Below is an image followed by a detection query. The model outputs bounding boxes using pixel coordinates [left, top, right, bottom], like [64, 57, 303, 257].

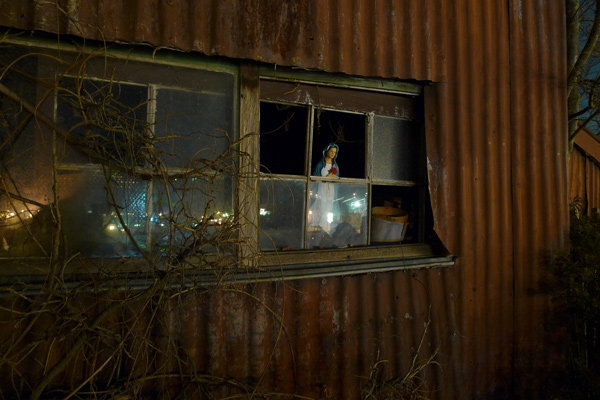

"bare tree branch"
[568, 0, 600, 98]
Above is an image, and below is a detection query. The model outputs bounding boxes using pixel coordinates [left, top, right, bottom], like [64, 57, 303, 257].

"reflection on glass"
[0, 177, 53, 257]
[155, 87, 234, 168]
[259, 178, 305, 251]
[56, 78, 149, 166]
[308, 181, 368, 249]
[152, 175, 233, 250]
[56, 170, 235, 257]
[58, 168, 148, 257]
[372, 116, 424, 183]
[0, 64, 53, 256]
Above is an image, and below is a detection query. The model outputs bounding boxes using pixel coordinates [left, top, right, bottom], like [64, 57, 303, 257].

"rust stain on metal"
[0, 0, 444, 81]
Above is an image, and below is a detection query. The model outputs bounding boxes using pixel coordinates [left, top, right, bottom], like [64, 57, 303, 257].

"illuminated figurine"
[313, 143, 340, 178]
[309, 143, 340, 247]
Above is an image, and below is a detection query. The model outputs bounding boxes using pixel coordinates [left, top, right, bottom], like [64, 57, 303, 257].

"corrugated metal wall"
[570, 147, 587, 208]
[177, 273, 448, 399]
[0, 0, 568, 398]
[585, 157, 600, 211]
[0, 0, 445, 81]
[572, 148, 600, 212]
[508, 0, 568, 392]
[423, 1, 516, 396]
[570, 131, 600, 213]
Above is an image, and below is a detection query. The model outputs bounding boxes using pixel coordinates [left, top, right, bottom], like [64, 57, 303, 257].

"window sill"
[253, 243, 454, 281]
[0, 244, 454, 294]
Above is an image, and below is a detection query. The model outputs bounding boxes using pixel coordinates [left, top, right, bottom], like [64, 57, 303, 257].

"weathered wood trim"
[260, 80, 416, 119]
[258, 243, 438, 266]
[259, 65, 423, 95]
[238, 62, 261, 266]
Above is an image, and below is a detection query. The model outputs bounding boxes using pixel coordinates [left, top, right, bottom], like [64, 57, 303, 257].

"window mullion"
[367, 112, 374, 246]
[306, 105, 315, 176]
[366, 112, 374, 181]
[145, 85, 157, 251]
[304, 105, 316, 249]
[239, 63, 260, 264]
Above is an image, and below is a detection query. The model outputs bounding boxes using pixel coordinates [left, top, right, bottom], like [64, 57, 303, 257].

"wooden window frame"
[238, 63, 453, 274]
[0, 37, 452, 288]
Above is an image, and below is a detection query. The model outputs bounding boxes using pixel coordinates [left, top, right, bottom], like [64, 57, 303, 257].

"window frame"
[0, 36, 452, 287]
[0, 36, 241, 269]
[239, 63, 453, 273]
[51, 67, 239, 256]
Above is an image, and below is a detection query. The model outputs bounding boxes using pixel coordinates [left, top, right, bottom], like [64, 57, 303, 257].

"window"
[0, 41, 237, 259]
[0, 38, 450, 280]
[258, 78, 431, 253]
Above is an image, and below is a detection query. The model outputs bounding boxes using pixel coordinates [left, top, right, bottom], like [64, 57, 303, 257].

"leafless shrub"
[361, 314, 439, 400]
[0, 30, 441, 400]
[0, 33, 273, 400]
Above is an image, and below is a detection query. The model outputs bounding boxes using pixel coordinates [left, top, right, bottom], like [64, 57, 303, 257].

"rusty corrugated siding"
[0, 1, 568, 398]
[589, 158, 600, 212]
[509, 0, 568, 394]
[571, 130, 600, 213]
[571, 146, 600, 213]
[423, 0, 517, 396]
[570, 146, 588, 208]
[0, 0, 445, 81]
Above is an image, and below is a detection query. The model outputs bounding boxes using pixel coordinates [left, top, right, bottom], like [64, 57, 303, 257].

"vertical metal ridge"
[509, 0, 568, 394]
[370, 0, 387, 77]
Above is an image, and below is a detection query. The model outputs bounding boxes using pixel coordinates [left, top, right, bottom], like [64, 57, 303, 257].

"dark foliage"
[551, 203, 600, 399]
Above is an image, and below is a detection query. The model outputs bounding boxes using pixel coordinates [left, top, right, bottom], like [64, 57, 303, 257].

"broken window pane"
[260, 102, 308, 175]
[308, 181, 368, 249]
[371, 185, 421, 244]
[311, 110, 365, 179]
[259, 178, 306, 250]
